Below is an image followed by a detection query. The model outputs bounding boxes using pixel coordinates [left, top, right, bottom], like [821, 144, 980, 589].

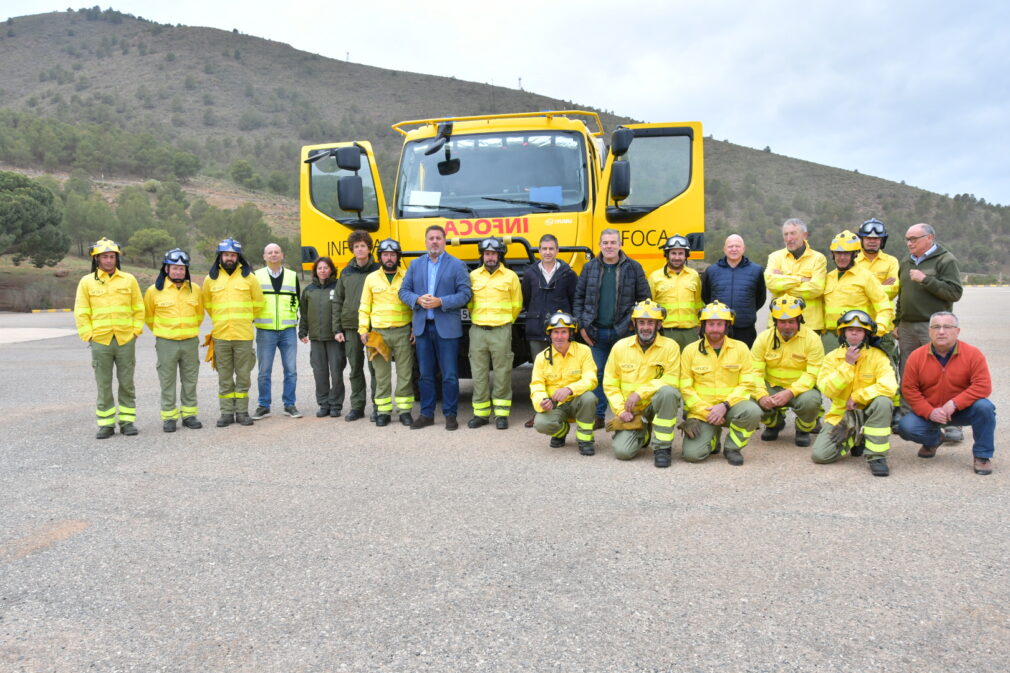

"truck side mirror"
[610, 128, 634, 157]
[610, 161, 631, 202]
[337, 175, 363, 212]
[335, 146, 361, 172]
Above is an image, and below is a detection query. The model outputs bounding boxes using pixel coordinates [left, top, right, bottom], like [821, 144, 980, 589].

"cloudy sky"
[9, 1, 1010, 205]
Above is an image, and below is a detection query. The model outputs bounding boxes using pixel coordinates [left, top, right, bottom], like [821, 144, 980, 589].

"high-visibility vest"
[254, 267, 299, 330]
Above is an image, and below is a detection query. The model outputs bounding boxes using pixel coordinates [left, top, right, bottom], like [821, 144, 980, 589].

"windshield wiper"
[481, 196, 560, 211]
[400, 203, 478, 216]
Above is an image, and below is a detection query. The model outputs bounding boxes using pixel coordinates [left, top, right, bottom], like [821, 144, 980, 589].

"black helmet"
[477, 237, 507, 255]
[857, 218, 888, 249]
[376, 238, 402, 263]
[156, 248, 193, 290]
[660, 234, 691, 252]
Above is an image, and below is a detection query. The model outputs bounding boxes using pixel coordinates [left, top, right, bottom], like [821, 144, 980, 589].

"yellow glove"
[202, 334, 216, 370]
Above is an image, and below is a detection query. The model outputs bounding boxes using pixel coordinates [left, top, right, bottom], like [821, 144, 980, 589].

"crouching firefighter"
[530, 311, 599, 456]
[812, 310, 897, 477]
[144, 248, 204, 432]
[602, 299, 683, 467]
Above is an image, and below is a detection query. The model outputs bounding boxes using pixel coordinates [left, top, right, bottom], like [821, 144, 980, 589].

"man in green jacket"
[335, 230, 381, 421]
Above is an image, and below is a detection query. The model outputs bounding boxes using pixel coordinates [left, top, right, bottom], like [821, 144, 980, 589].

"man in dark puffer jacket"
[701, 234, 766, 347]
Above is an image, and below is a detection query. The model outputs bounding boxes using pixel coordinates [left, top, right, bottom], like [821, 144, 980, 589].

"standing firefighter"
[467, 237, 522, 430]
[202, 238, 265, 427]
[648, 234, 703, 352]
[602, 299, 683, 468]
[75, 237, 145, 438]
[854, 218, 900, 363]
[530, 311, 599, 456]
[822, 230, 894, 355]
[358, 239, 415, 427]
[144, 248, 204, 432]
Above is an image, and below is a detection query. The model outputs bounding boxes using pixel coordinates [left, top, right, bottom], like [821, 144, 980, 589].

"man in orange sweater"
[897, 311, 995, 475]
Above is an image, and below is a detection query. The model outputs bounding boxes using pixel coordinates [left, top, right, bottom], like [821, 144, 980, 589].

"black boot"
[654, 447, 672, 468]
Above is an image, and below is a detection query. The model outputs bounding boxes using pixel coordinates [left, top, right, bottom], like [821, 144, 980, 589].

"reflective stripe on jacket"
[648, 265, 703, 328]
[823, 264, 895, 335]
[680, 337, 755, 420]
[201, 266, 265, 341]
[254, 267, 299, 330]
[74, 270, 144, 345]
[817, 345, 897, 425]
[144, 281, 203, 340]
[530, 341, 597, 407]
[765, 244, 827, 331]
[603, 334, 681, 414]
[359, 267, 411, 332]
[751, 325, 824, 397]
[468, 265, 521, 326]
[854, 251, 900, 301]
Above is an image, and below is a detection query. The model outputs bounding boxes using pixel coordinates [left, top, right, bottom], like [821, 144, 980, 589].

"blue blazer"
[399, 252, 472, 338]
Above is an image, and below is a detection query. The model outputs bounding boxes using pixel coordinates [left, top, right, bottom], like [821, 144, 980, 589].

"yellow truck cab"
[300, 110, 704, 368]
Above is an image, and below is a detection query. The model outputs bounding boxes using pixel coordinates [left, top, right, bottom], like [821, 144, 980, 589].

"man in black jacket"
[521, 234, 578, 427]
[701, 234, 766, 347]
[574, 228, 650, 426]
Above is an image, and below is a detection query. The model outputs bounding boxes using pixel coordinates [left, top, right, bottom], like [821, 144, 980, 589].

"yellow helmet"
[698, 300, 735, 324]
[769, 295, 805, 321]
[631, 299, 667, 322]
[545, 311, 578, 335]
[90, 237, 122, 256]
[829, 230, 861, 253]
[837, 309, 877, 336]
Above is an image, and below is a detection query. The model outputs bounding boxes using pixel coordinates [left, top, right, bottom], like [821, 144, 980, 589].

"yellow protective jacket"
[468, 265, 521, 326]
[74, 270, 144, 345]
[144, 281, 203, 340]
[751, 325, 824, 398]
[680, 337, 755, 420]
[529, 341, 597, 408]
[855, 251, 900, 301]
[817, 345, 898, 424]
[201, 267, 265, 341]
[358, 267, 411, 332]
[765, 244, 828, 331]
[603, 335, 681, 415]
[823, 264, 895, 335]
[648, 265, 703, 328]
[254, 267, 300, 331]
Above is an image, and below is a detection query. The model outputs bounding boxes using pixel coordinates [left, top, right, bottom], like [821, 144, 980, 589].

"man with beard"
[530, 311, 598, 456]
[854, 218, 900, 363]
[466, 237, 522, 429]
[752, 295, 824, 447]
[144, 248, 204, 432]
[679, 301, 762, 466]
[821, 230, 894, 355]
[649, 234, 703, 352]
[358, 239, 415, 427]
[202, 238, 265, 428]
[75, 237, 145, 438]
[812, 310, 897, 477]
[765, 218, 827, 333]
[602, 299, 682, 467]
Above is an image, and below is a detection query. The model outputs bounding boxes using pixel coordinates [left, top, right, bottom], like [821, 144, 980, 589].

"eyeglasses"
[929, 324, 958, 331]
[905, 234, 929, 242]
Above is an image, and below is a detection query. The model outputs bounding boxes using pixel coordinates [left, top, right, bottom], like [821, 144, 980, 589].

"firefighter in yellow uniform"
[603, 299, 682, 468]
[467, 237, 522, 429]
[74, 237, 145, 439]
[812, 310, 897, 477]
[648, 234, 703, 352]
[822, 230, 894, 354]
[752, 295, 824, 447]
[144, 248, 204, 433]
[765, 218, 828, 332]
[358, 239, 415, 427]
[530, 311, 598, 456]
[679, 301, 762, 465]
[854, 218, 900, 363]
[202, 238, 265, 428]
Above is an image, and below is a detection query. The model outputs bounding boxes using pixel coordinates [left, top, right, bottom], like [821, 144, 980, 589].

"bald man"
[701, 234, 766, 347]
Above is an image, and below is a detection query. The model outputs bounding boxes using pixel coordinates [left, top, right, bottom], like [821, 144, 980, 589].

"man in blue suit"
[400, 225, 473, 430]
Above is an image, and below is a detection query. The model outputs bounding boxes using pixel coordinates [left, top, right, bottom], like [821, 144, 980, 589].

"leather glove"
[678, 417, 702, 439]
[606, 415, 644, 432]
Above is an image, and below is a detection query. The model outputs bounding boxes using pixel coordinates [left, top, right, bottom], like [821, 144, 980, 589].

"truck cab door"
[300, 141, 389, 269]
[596, 122, 704, 266]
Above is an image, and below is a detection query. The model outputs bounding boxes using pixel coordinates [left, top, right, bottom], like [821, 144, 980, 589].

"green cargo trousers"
[214, 338, 255, 414]
[682, 400, 763, 462]
[373, 325, 415, 414]
[90, 336, 137, 427]
[345, 330, 377, 413]
[533, 391, 597, 446]
[812, 396, 893, 464]
[155, 336, 200, 420]
[662, 327, 699, 354]
[612, 386, 683, 460]
[760, 386, 822, 432]
[470, 324, 513, 418]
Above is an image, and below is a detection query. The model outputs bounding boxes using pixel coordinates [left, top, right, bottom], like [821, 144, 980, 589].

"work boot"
[163, 419, 177, 433]
[410, 415, 434, 429]
[761, 418, 785, 442]
[850, 443, 865, 457]
[549, 436, 566, 448]
[524, 416, 536, 428]
[235, 412, 253, 426]
[495, 417, 509, 430]
[869, 457, 890, 477]
[654, 447, 672, 468]
[593, 416, 605, 430]
[216, 413, 235, 428]
[794, 430, 811, 447]
[182, 416, 203, 429]
[96, 426, 115, 440]
[284, 405, 303, 419]
[399, 412, 414, 427]
[445, 415, 458, 431]
[345, 409, 365, 422]
[370, 409, 378, 423]
[812, 418, 824, 434]
[375, 414, 391, 427]
[724, 448, 744, 466]
[578, 441, 596, 456]
[316, 406, 330, 418]
[120, 422, 138, 436]
[467, 416, 490, 429]
[329, 408, 341, 418]
[942, 426, 963, 443]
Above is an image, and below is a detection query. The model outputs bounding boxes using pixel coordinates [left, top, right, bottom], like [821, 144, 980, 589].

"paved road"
[1, 289, 1008, 672]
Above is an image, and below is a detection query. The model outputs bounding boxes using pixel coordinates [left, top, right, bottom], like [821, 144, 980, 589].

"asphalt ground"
[1, 289, 1007, 672]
